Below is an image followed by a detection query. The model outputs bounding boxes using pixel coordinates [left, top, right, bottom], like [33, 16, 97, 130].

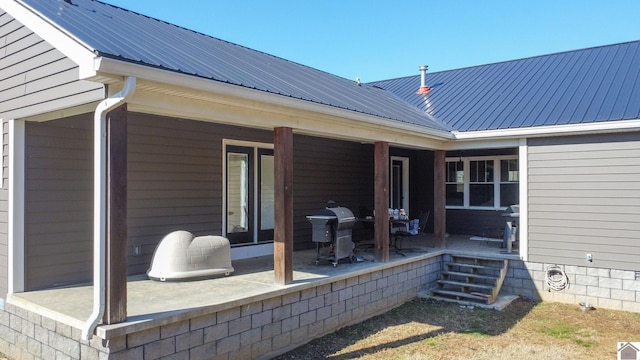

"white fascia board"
[93, 57, 454, 142]
[442, 138, 521, 151]
[452, 119, 640, 141]
[4, 0, 97, 77]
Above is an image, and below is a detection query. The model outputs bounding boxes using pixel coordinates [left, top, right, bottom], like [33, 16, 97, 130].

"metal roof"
[20, 0, 449, 132]
[13, 0, 640, 134]
[370, 41, 640, 132]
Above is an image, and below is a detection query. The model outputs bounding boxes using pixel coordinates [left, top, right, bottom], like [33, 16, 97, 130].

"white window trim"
[518, 139, 529, 261]
[445, 155, 518, 211]
[390, 156, 409, 215]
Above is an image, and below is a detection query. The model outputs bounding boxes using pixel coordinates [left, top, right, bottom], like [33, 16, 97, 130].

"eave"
[89, 57, 454, 149]
[444, 119, 640, 150]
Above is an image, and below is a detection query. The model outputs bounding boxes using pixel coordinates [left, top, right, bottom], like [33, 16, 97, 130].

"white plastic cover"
[147, 231, 234, 281]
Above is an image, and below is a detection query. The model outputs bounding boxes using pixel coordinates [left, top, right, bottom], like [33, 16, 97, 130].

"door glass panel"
[391, 160, 402, 209]
[260, 154, 274, 230]
[227, 152, 249, 234]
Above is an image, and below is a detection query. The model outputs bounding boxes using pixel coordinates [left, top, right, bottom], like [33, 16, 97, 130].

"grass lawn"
[1, 298, 637, 359]
[275, 297, 640, 359]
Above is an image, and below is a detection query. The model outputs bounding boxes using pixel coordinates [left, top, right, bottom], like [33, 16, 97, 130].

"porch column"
[104, 104, 128, 324]
[274, 127, 293, 285]
[374, 141, 389, 262]
[433, 150, 446, 247]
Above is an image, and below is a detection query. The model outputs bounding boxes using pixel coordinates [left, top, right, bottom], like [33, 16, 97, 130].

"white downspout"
[82, 76, 136, 340]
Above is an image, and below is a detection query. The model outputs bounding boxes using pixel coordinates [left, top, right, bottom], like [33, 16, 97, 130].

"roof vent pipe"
[417, 64, 430, 95]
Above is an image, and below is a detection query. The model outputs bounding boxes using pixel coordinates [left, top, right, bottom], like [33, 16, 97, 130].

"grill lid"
[317, 206, 356, 229]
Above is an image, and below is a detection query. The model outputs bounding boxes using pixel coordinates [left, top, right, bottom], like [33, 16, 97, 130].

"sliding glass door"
[226, 145, 274, 244]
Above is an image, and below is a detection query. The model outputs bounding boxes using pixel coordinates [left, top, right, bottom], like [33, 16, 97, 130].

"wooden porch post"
[104, 104, 128, 324]
[433, 150, 446, 248]
[274, 127, 293, 285]
[374, 142, 389, 262]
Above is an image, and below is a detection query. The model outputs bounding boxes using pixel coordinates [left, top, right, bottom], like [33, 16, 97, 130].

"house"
[0, 0, 639, 359]
[619, 342, 640, 360]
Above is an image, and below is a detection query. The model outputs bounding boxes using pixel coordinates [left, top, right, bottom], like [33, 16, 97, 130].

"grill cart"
[307, 205, 357, 267]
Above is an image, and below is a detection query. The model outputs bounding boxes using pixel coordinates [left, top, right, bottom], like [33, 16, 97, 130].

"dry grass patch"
[276, 298, 640, 359]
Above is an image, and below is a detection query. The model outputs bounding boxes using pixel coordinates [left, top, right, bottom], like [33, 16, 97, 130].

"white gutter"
[452, 119, 640, 140]
[82, 76, 136, 341]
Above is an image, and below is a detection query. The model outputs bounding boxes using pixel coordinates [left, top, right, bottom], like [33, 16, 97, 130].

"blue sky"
[102, 0, 640, 82]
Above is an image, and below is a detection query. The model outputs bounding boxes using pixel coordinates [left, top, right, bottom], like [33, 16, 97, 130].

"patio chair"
[353, 207, 375, 251]
[393, 210, 430, 256]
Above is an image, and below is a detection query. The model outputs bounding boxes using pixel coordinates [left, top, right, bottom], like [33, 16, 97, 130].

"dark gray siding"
[128, 116, 376, 263]
[0, 10, 104, 120]
[24, 112, 378, 285]
[126, 113, 274, 274]
[0, 120, 8, 299]
[528, 132, 640, 271]
[293, 135, 374, 248]
[391, 148, 435, 232]
[446, 209, 506, 237]
[25, 117, 93, 290]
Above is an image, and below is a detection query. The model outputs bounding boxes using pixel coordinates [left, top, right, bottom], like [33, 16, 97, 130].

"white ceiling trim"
[127, 84, 449, 150]
[94, 57, 454, 147]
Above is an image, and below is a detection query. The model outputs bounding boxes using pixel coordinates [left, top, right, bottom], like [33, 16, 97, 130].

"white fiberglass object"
[147, 231, 234, 281]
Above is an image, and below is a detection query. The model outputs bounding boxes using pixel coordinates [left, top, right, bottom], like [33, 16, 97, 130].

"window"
[500, 159, 519, 207]
[445, 156, 518, 209]
[469, 160, 494, 207]
[445, 161, 464, 206]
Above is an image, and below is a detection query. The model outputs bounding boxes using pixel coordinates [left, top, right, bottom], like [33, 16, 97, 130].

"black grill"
[307, 205, 356, 267]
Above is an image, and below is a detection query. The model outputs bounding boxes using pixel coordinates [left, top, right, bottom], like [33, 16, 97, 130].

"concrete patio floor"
[8, 235, 520, 338]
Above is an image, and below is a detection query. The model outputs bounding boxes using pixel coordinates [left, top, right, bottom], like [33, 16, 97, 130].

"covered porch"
[5, 86, 514, 358]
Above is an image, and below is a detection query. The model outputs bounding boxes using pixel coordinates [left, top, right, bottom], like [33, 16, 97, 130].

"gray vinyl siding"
[527, 132, 640, 271]
[0, 10, 104, 120]
[0, 120, 8, 299]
